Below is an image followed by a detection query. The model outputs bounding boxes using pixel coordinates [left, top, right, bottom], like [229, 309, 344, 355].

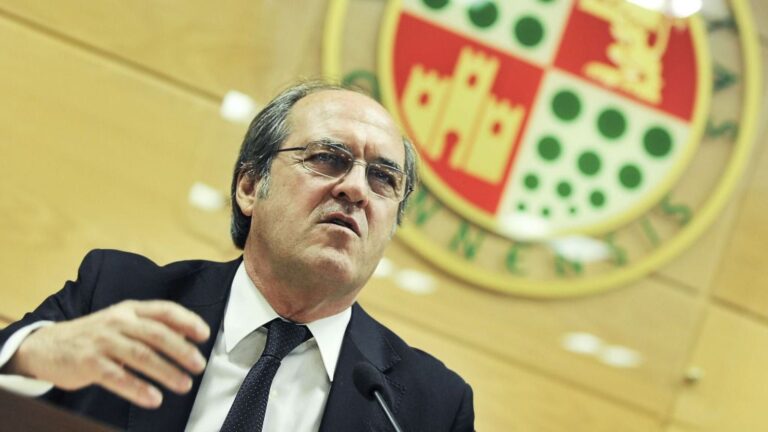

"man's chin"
[306, 249, 359, 282]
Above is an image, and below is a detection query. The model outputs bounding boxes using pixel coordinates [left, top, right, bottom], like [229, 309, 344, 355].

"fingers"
[131, 301, 210, 343]
[16, 300, 213, 409]
[94, 357, 163, 409]
[107, 335, 193, 395]
[122, 319, 207, 375]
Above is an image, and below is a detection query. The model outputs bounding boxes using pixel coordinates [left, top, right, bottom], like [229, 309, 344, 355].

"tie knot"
[262, 318, 310, 360]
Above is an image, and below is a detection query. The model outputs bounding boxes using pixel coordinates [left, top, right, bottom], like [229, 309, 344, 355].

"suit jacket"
[0, 250, 474, 431]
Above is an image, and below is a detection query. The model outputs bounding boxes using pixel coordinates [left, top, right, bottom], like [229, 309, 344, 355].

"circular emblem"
[324, 0, 760, 297]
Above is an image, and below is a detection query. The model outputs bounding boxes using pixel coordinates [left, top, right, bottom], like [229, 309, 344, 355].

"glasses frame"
[275, 141, 410, 201]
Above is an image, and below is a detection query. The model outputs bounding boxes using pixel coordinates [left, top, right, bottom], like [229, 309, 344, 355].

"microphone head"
[352, 362, 385, 400]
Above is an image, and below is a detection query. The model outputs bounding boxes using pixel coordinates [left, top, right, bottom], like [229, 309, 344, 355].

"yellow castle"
[402, 46, 525, 185]
[579, 0, 672, 104]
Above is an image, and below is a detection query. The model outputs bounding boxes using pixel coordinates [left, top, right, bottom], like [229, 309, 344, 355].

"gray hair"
[230, 80, 419, 249]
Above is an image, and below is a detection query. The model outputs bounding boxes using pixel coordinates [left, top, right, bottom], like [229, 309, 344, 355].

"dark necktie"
[220, 318, 310, 432]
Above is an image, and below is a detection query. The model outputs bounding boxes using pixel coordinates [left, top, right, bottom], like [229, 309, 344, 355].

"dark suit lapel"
[319, 304, 406, 432]
[127, 257, 241, 432]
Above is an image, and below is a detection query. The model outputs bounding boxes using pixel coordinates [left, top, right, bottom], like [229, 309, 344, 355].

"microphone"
[352, 362, 404, 432]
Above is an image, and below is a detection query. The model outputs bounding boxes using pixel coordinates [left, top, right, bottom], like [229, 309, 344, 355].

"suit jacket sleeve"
[450, 381, 474, 432]
[0, 250, 105, 354]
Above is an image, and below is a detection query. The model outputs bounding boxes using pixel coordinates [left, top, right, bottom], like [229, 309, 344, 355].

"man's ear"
[235, 172, 257, 216]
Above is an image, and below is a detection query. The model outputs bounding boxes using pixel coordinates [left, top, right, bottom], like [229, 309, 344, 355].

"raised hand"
[3, 300, 210, 409]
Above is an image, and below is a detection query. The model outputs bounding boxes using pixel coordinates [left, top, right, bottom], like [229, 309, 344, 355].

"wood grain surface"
[0, 1, 767, 430]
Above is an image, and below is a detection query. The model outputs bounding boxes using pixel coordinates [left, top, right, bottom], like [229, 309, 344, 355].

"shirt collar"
[223, 262, 351, 382]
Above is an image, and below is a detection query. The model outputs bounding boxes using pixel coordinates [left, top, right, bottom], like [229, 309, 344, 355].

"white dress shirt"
[0, 262, 352, 432]
[0, 321, 55, 396]
[185, 263, 351, 431]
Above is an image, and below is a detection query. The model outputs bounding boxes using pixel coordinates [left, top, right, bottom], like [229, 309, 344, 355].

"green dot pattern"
[552, 90, 580, 121]
[597, 108, 626, 139]
[468, 1, 498, 28]
[423, 0, 450, 9]
[590, 190, 605, 208]
[577, 151, 601, 176]
[643, 127, 673, 157]
[537, 136, 561, 161]
[514, 16, 544, 47]
[510, 64, 682, 225]
[619, 164, 642, 189]
[517, 202, 526, 211]
[524, 173, 539, 190]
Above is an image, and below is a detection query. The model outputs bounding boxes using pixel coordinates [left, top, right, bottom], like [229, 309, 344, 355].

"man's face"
[238, 90, 405, 305]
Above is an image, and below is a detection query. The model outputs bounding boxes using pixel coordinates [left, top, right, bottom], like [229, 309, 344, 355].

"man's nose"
[332, 163, 370, 207]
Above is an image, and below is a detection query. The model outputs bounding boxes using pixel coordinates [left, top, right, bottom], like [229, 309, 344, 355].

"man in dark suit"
[0, 82, 474, 431]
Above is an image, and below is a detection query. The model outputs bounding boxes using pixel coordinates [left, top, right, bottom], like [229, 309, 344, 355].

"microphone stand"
[373, 389, 404, 432]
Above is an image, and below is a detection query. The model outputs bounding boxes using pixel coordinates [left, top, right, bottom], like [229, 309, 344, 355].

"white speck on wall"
[188, 182, 226, 212]
[497, 212, 552, 241]
[562, 332, 604, 355]
[627, 0, 703, 18]
[394, 269, 437, 295]
[548, 235, 611, 263]
[373, 257, 395, 278]
[598, 345, 644, 368]
[220, 90, 260, 123]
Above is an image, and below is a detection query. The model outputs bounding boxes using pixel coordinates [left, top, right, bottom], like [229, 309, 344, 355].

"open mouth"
[322, 213, 360, 236]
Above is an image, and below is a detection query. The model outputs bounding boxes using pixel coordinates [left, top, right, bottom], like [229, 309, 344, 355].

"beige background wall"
[1, 1, 767, 430]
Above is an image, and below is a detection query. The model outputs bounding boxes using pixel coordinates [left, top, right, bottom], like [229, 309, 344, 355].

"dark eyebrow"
[311, 138, 350, 152]
[372, 157, 404, 173]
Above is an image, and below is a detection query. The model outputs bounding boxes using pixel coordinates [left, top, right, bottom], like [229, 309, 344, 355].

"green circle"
[598, 108, 626, 139]
[569, 206, 577, 215]
[577, 151, 601, 176]
[468, 1, 498, 28]
[556, 181, 572, 198]
[643, 127, 673, 157]
[552, 90, 581, 121]
[524, 173, 539, 190]
[541, 207, 551, 217]
[514, 16, 544, 47]
[423, 0, 450, 9]
[538, 136, 561, 161]
[619, 164, 642, 189]
[590, 190, 605, 208]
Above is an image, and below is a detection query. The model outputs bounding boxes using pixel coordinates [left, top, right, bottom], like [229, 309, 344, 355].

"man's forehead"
[288, 90, 404, 159]
[292, 89, 392, 122]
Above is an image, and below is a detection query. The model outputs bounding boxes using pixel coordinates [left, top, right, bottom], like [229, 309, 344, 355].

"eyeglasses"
[276, 140, 409, 201]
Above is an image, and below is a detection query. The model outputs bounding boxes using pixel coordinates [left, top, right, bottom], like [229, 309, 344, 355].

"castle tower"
[401, 64, 449, 158]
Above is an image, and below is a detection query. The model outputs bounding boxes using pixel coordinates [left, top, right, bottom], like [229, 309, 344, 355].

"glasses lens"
[300, 142, 406, 200]
[367, 164, 404, 199]
[302, 143, 352, 178]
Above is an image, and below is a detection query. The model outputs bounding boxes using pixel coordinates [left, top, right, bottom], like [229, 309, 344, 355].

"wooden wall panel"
[710, 139, 768, 317]
[363, 303, 664, 432]
[665, 424, 694, 432]
[360, 240, 702, 416]
[0, 0, 328, 102]
[709, 36, 768, 317]
[750, 0, 768, 41]
[710, 43, 768, 317]
[670, 304, 768, 431]
[653, 203, 739, 295]
[0, 11, 242, 319]
[2, 0, 768, 430]
[654, 25, 768, 295]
